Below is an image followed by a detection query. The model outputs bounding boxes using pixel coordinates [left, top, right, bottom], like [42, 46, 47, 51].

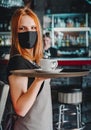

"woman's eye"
[18, 26, 37, 31]
[31, 26, 37, 30]
[19, 27, 25, 31]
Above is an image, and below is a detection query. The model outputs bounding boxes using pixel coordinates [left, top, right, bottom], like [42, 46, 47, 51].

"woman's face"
[43, 36, 51, 48]
[18, 15, 37, 32]
[17, 15, 38, 49]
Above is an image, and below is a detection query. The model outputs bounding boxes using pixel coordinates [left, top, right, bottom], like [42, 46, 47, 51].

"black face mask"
[18, 31, 38, 49]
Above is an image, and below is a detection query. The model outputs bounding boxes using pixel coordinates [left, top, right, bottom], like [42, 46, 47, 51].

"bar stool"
[56, 86, 85, 130]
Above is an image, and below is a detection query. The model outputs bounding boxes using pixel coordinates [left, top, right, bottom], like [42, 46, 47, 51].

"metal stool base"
[57, 104, 85, 130]
[56, 122, 85, 130]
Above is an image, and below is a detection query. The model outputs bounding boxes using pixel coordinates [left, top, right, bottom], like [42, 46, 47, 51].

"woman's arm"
[8, 75, 46, 117]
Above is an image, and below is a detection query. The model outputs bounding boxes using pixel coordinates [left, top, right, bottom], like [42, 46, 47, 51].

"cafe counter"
[0, 57, 91, 92]
[49, 57, 91, 90]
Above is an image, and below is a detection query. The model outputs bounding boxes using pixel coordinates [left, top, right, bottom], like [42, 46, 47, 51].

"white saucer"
[35, 68, 63, 73]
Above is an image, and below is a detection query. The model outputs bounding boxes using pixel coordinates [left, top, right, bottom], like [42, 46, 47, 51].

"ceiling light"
[86, 0, 91, 4]
[0, 0, 24, 8]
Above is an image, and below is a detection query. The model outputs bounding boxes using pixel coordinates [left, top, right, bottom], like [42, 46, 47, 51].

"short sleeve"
[7, 55, 43, 92]
[7, 55, 36, 77]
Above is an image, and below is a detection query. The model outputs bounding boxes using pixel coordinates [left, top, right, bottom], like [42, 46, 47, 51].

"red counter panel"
[58, 59, 91, 66]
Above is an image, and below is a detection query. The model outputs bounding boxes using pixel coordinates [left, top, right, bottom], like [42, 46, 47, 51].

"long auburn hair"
[10, 7, 43, 64]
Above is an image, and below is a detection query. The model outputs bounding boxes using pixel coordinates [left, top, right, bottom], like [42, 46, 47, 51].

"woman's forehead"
[18, 15, 36, 26]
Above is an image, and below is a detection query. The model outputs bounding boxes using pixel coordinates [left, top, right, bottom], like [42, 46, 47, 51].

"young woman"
[7, 7, 53, 130]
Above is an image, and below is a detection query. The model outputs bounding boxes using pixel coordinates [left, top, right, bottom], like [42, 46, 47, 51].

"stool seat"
[58, 86, 82, 104]
[57, 86, 84, 130]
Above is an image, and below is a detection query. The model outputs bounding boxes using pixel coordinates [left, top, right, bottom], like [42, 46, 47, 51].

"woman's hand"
[35, 77, 49, 82]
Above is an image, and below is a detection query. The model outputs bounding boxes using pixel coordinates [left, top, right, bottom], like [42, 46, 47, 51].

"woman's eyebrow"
[18, 25, 26, 29]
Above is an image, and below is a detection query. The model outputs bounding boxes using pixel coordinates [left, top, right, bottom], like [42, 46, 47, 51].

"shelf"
[0, 32, 11, 35]
[53, 27, 90, 32]
[43, 13, 90, 55]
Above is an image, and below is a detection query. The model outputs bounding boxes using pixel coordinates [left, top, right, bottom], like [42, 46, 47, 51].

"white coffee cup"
[40, 59, 58, 71]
